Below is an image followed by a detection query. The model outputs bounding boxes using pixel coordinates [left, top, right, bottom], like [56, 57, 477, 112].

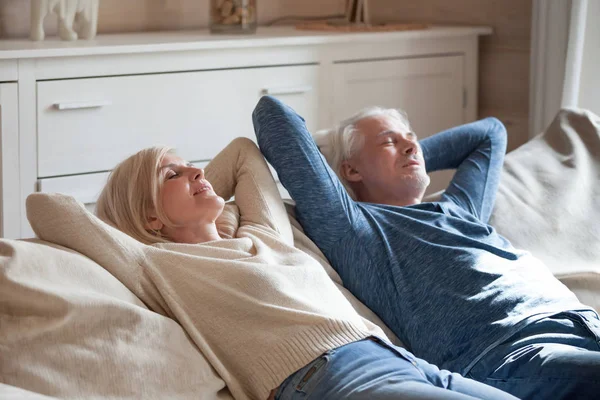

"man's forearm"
[420, 118, 506, 173]
[252, 96, 355, 250]
[425, 118, 507, 223]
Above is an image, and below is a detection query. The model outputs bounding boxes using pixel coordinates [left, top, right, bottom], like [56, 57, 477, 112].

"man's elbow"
[483, 117, 508, 151]
[252, 96, 285, 123]
[253, 96, 279, 147]
[254, 95, 279, 111]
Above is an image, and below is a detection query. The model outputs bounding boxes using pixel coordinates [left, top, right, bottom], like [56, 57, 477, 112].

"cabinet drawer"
[37, 65, 319, 177]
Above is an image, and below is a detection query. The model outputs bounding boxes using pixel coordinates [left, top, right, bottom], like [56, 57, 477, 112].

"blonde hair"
[96, 146, 176, 244]
[313, 106, 411, 199]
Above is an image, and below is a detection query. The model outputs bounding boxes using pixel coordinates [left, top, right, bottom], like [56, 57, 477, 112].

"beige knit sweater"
[26, 138, 387, 400]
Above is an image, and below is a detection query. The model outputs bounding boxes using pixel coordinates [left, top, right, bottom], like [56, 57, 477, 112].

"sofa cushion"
[488, 108, 600, 312]
[0, 239, 232, 400]
[489, 108, 600, 276]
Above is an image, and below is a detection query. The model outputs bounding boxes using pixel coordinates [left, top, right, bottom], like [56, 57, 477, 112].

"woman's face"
[157, 153, 225, 227]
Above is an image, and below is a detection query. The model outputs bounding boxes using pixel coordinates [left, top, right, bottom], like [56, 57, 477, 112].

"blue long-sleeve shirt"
[253, 96, 591, 374]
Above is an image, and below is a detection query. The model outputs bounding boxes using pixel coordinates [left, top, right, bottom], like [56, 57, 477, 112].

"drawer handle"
[54, 100, 112, 110]
[261, 86, 312, 96]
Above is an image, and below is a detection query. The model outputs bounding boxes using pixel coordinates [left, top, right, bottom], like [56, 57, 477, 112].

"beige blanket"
[489, 108, 600, 311]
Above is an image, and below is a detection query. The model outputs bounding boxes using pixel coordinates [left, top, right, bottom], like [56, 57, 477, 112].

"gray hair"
[313, 106, 411, 199]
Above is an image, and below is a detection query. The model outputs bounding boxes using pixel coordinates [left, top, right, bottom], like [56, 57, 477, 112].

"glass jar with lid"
[210, 0, 257, 34]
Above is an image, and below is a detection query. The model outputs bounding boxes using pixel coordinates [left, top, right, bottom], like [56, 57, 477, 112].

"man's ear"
[340, 160, 362, 183]
[145, 214, 164, 231]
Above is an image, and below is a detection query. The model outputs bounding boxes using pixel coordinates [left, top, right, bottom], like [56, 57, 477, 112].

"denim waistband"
[514, 310, 600, 343]
[274, 336, 414, 398]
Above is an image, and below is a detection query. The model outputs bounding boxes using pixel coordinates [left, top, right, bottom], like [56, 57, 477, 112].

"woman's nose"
[191, 168, 204, 181]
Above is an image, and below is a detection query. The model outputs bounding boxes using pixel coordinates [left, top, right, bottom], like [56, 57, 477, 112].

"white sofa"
[1, 108, 599, 399]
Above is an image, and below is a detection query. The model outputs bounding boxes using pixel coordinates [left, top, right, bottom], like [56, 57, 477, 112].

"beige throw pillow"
[0, 239, 233, 400]
[489, 108, 600, 312]
[489, 108, 600, 276]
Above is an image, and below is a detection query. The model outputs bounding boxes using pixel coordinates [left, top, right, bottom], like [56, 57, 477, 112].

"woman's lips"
[193, 183, 212, 195]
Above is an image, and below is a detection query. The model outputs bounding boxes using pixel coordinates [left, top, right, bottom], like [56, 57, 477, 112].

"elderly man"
[252, 96, 600, 400]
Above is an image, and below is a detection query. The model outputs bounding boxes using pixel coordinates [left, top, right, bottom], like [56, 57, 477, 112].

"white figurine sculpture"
[30, 0, 100, 41]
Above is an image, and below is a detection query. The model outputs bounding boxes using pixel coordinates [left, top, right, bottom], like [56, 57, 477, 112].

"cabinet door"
[37, 65, 319, 178]
[332, 56, 465, 194]
[0, 83, 19, 238]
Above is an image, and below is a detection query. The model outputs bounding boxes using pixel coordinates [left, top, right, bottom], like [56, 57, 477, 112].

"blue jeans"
[275, 337, 517, 400]
[466, 311, 600, 400]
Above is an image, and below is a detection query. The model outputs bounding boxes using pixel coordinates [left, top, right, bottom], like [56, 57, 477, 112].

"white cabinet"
[0, 83, 19, 238]
[332, 55, 465, 193]
[37, 65, 319, 177]
[0, 26, 491, 238]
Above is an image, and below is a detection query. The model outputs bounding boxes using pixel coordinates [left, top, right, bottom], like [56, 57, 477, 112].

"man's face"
[343, 114, 430, 204]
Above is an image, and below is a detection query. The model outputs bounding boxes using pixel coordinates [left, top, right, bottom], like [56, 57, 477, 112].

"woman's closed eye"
[166, 170, 179, 180]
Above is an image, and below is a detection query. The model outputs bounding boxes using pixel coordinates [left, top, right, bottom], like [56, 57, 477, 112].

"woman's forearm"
[205, 137, 293, 244]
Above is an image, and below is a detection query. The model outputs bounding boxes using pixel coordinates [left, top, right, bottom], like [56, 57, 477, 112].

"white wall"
[530, 0, 600, 136]
[578, 0, 600, 115]
[529, 0, 570, 137]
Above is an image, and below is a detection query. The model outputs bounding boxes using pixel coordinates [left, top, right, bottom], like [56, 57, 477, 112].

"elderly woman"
[28, 137, 517, 400]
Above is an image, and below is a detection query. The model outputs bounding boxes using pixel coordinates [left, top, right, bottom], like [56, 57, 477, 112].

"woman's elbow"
[226, 137, 261, 157]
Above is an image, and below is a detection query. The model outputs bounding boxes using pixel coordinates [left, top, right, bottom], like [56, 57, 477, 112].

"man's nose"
[402, 141, 417, 155]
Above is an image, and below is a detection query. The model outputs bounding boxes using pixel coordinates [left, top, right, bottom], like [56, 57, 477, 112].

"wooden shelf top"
[0, 25, 492, 60]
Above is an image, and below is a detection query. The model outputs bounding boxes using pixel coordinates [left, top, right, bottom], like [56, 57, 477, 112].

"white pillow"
[0, 238, 233, 400]
[489, 108, 600, 312]
[489, 108, 600, 276]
